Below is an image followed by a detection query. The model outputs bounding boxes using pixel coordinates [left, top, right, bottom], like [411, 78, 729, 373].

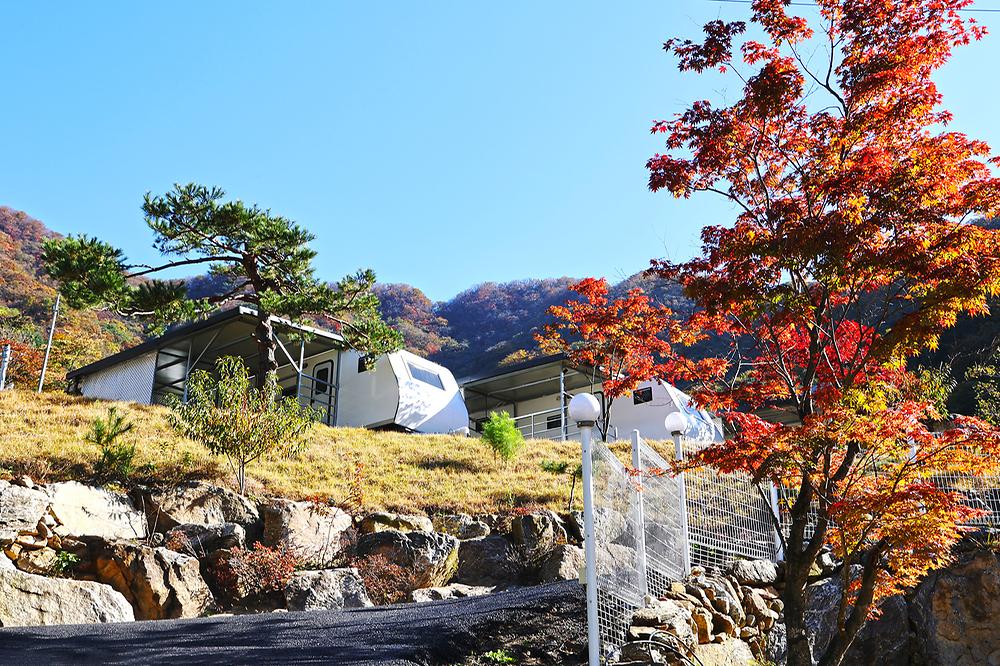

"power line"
[708, 0, 1000, 12]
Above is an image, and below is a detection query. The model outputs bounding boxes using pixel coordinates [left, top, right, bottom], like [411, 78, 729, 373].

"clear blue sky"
[2, 2, 998, 301]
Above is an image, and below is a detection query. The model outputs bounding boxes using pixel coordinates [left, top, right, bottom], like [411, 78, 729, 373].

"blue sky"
[2, 2, 998, 301]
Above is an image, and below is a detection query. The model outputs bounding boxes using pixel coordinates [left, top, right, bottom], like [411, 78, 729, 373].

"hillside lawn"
[0, 390, 638, 515]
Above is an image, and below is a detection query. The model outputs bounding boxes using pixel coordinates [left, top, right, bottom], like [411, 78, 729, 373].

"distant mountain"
[6, 204, 996, 408]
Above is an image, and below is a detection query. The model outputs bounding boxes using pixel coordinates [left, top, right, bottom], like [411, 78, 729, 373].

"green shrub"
[540, 460, 569, 475]
[482, 650, 516, 665]
[51, 551, 81, 576]
[482, 411, 524, 463]
[87, 406, 149, 483]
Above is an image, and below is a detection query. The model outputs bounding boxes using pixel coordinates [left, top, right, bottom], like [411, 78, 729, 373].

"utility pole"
[37, 293, 60, 393]
[0, 344, 11, 391]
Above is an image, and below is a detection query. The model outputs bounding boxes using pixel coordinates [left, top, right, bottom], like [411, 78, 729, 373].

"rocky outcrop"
[283, 569, 373, 611]
[910, 549, 1000, 666]
[92, 541, 213, 620]
[48, 482, 148, 540]
[356, 529, 459, 589]
[165, 522, 246, 554]
[0, 568, 134, 626]
[409, 582, 495, 603]
[358, 512, 433, 534]
[0, 481, 49, 542]
[432, 513, 490, 540]
[454, 535, 524, 586]
[142, 482, 260, 534]
[618, 563, 783, 664]
[510, 510, 567, 559]
[260, 499, 352, 567]
[539, 544, 585, 583]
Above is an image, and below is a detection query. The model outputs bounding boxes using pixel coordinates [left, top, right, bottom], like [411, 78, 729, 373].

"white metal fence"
[585, 429, 1000, 663]
[589, 430, 779, 660]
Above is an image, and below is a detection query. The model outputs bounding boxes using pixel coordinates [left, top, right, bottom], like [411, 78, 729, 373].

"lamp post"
[570, 393, 602, 666]
[665, 410, 692, 575]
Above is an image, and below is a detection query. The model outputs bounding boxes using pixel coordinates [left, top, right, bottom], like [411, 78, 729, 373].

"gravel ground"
[0, 581, 587, 665]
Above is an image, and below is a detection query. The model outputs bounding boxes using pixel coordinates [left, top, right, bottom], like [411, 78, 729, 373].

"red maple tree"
[536, 277, 675, 440]
[647, 1, 1000, 664]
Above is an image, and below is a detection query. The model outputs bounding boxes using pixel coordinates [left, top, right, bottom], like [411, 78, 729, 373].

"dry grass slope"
[0, 390, 592, 514]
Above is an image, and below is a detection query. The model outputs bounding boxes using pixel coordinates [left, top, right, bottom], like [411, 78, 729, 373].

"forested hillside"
[0, 207, 139, 389]
[4, 204, 999, 400]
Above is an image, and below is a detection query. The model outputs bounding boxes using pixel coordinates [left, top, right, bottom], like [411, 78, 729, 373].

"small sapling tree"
[541, 459, 583, 511]
[87, 406, 148, 483]
[167, 355, 316, 493]
[482, 411, 525, 463]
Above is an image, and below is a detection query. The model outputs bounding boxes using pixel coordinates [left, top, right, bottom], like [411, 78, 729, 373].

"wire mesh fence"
[590, 430, 777, 659]
[587, 429, 1000, 663]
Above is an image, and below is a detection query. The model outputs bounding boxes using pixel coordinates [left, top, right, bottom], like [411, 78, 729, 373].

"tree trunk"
[254, 315, 279, 389]
[782, 561, 814, 666]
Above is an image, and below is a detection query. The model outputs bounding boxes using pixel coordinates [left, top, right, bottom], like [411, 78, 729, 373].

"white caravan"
[66, 306, 469, 435]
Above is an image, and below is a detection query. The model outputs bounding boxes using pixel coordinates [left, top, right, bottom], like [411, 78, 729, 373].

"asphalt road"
[0, 581, 586, 666]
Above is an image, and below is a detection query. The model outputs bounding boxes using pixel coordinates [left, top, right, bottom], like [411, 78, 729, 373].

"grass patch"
[0, 390, 587, 515]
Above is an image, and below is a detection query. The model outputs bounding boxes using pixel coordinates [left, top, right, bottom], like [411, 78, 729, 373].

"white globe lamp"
[569, 393, 601, 425]
[664, 410, 689, 435]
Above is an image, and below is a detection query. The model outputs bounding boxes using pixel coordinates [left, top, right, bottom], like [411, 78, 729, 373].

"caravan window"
[358, 355, 373, 373]
[314, 365, 331, 394]
[633, 386, 653, 405]
[407, 362, 444, 390]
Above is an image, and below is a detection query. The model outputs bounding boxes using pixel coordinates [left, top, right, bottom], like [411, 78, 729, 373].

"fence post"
[0, 344, 10, 391]
[570, 394, 602, 666]
[672, 431, 692, 575]
[769, 484, 784, 562]
[630, 430, 650, 602]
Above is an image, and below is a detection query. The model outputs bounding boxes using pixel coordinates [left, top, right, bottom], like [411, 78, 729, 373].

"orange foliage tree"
[536, 278, 675, 440]
[647, 1, 1000, 664]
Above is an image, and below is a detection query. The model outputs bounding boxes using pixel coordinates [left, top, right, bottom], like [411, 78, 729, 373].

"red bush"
[207, 544, 300, 605]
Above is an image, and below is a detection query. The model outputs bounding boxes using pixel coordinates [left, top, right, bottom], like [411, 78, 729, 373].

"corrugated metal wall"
[79, 352, 157, 404]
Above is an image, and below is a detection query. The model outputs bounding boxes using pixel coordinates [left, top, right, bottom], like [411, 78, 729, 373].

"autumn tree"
[536, 278, 675, 441]
[42, 184, 401, 385]
[647, 2, 1000, 664]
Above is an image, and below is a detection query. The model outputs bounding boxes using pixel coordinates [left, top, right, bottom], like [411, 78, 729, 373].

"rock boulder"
[454, 535, 524, 586]
[0, 568, 134, 626]
[0, 481, 49, 543]
[142, 482, 259, 533]
[356, 529, 459, 588]
[409, 583, 495, 603]
[260, 499, 352, 567]
[359, 512, 433, 534]
[93, 542, 213, 620]
[284, 569, 373, 611]
[432, 513, 490, 540]
[48, 482, 148, 541]
[910, 549, 1000, 666]
[165, 522, 246, 554]
[509, 510, 567, 559]
[538, 544, 585, 583]
[727, 558, 778, 587]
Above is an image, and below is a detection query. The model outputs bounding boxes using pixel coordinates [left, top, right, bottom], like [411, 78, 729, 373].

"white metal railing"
[291, 372, 337, 426]
[511, 406, 575, 439]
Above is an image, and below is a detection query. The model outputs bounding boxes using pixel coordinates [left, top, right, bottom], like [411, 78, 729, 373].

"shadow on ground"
[0, 581, 587, 666]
